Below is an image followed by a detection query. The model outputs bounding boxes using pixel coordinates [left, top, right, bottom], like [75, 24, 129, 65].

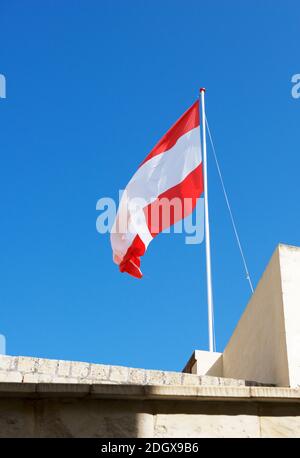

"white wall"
[279, 245, 300, 387]
[222, 245, 290, 386]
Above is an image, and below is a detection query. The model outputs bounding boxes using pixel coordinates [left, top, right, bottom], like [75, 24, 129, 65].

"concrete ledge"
[0, 382, 299, 402]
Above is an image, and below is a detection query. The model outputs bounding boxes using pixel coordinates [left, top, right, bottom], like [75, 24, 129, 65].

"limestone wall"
[0, 383, 299, 437]
[0, 355, 260, 387]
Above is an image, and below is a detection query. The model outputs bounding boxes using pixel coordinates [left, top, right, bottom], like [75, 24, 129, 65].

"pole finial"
[200, 87, 206, 93]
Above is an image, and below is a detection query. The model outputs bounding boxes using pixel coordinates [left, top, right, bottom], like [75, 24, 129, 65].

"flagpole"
[200, 88, 215, 352]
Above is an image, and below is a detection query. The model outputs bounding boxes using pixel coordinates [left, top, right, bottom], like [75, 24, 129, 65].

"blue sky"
[0, 0, 299, 371]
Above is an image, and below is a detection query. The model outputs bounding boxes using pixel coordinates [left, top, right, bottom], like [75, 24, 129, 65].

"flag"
[110, 100, 203, 278]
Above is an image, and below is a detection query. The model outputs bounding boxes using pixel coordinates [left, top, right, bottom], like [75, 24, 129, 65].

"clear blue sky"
[0, 0, 299, 371]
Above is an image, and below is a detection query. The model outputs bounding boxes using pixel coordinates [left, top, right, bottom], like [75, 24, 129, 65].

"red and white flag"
[110, 100, 204, 278]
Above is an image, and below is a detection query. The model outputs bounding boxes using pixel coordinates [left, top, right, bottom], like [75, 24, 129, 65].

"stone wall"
[0, 383, 299, 437]
[0, 355, 262, 387]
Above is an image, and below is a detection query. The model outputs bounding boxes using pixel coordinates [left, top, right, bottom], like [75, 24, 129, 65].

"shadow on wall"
[0, 387, 300, 438]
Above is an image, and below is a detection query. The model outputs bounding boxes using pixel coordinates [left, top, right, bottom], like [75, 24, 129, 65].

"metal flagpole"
[199, 88, 215, 352]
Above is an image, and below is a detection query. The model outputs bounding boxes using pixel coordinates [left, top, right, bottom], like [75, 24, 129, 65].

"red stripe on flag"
[119, 164, 203, 278]
[119, 235, 145, 279]
[145, 163, 203, 236]
[139, 100, 199, 167]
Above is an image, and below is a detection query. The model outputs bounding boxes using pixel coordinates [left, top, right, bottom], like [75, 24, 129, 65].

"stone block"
[89, 364, 110, 381]
[218, 377, 245, 387]
[154, 412, 260, 438]
[128, 368, 146, 384]
[182, 374, 201, 386]
[17, 357, 37, 374]
[260, 416, 300, 438]
[109, 365, 129, 383]
[37, 358, 58, 375]
[70, 362, 91, 379]
[146, 370, 165, 385]
[200, 376, 221, 386]
[0, 370, 23, 383]
[57, 360, 71, 377]
[163, 371, 183, 385]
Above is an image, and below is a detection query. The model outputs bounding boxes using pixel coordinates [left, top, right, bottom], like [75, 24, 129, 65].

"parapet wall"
[0, 355, 263, 387]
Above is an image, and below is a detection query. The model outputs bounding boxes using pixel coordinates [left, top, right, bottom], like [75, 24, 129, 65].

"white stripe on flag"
[126, 126, 201, 205]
